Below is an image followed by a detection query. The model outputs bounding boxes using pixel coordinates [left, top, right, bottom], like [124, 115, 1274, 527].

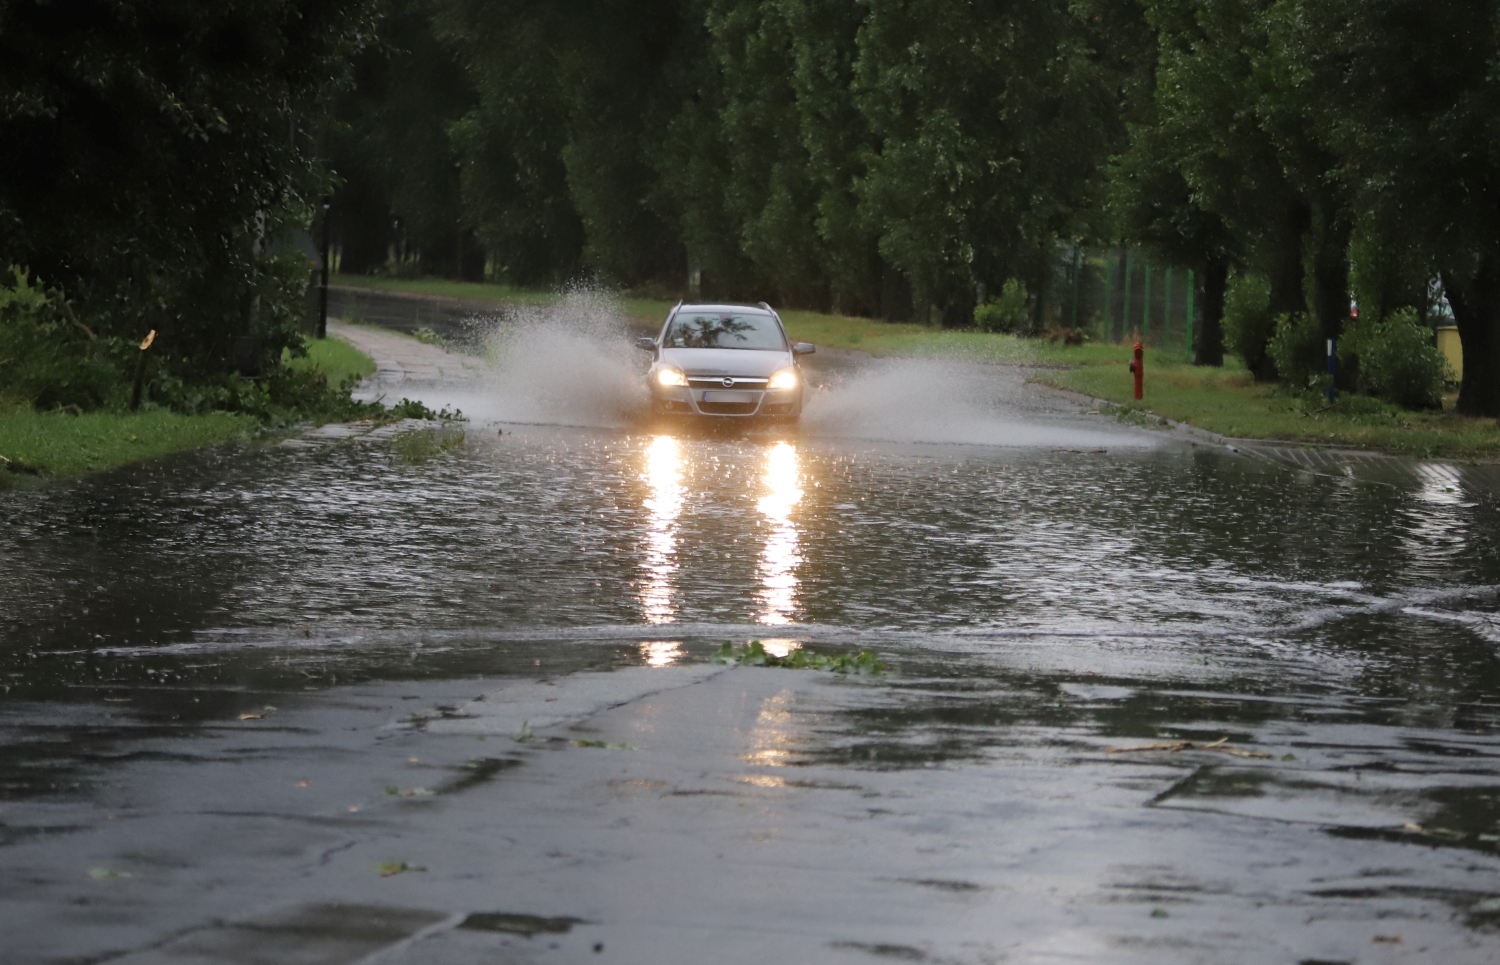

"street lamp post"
[318, 197, 331, 340]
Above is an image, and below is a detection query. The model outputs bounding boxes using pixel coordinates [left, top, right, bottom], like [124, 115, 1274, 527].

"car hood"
[659, 347, 791, 377]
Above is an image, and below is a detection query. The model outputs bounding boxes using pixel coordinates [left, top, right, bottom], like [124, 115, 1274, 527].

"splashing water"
[469, 284, 650, 427]
[439, 285, 1152, 450]
[802, 357, 1151, 449]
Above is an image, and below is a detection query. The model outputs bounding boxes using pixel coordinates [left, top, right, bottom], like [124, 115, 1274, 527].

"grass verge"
[0, 408, 257, 487]
[1034, 351, 1500, 459]
[0, 334, 381, 488]
[284, 332, 377, 386]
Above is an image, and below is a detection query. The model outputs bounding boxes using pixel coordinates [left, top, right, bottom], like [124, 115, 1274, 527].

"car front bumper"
[652, 385, 800, 418]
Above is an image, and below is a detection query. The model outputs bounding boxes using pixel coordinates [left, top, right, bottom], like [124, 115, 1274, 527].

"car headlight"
[768, 369, 798, 390]
[656, 367, 688, 388]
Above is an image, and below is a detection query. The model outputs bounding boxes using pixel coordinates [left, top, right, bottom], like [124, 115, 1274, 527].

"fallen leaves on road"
[1373, 934, 1402, 944]
[1105, 736, 1274, 759]
[712, 640, 886, 674]
[572, 739, 633, 750]
[295, 780, 311, 788]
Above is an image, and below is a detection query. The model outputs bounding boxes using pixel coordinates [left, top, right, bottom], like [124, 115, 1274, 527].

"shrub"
[974, 278, 1029, 333]
[1223, 272, 1277, 380]
[1345, 308, 1449, 410]
[1267, 312, 1325, 388]
[0, 266, 125, 411]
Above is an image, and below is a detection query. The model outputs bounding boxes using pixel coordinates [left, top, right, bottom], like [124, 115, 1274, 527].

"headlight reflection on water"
[636, 435, 804, 626]
[757, 441, 804, 625]
[639, 640, 684, 667]
[639, 435, 684, 624]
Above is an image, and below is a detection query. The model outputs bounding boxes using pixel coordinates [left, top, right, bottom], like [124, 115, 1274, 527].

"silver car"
[637, 302, 815, 421]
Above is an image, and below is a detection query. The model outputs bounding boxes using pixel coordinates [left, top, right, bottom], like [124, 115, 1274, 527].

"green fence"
[1052, 247, 1203, 354]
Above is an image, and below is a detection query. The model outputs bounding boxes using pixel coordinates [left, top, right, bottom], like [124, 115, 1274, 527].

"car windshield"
[665, 312, 784, 350]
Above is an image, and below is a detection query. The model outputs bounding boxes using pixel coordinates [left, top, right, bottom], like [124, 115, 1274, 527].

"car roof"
[673, 304, 773, 315]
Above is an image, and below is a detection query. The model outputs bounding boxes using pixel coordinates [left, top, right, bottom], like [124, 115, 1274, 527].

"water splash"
[468, 283, 650, 427]
[803, 357, 1148, 449]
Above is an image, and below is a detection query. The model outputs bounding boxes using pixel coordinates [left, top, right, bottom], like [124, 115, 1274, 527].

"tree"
[852, 0, 1137, 325]
[437, 0, 695, 288]
[1147, 0, 1353, 379]
[1276, 0, 1500, 415]
[328, 0, 480, 278]
[779, 0, 895, 317]
[0, 0, 378, 370]
[1111, 122, 1238, 365]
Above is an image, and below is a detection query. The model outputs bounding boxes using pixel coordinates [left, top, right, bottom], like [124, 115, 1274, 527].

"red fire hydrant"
[1129, 341, 1144, 400]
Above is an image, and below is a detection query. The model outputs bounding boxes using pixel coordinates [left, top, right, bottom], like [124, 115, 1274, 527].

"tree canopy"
[2, 0, 378, 370]
[8, 0, 1500, 412]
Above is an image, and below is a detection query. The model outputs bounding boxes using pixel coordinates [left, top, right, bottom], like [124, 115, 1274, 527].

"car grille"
[698, 401, 759, 415]
[687, 376, 769, 389]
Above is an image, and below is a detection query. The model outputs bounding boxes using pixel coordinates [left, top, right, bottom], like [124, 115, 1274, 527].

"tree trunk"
[1445, 254, 1500, 417]
[1266, 199, 1311, 317]
[1310, 204, 1352, 389]
[1195, 258, 1227, 367]
[1249, 198, 1310, 381]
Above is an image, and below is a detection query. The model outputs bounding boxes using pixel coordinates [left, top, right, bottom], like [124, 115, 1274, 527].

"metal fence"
[1050, 247, 1204, 353]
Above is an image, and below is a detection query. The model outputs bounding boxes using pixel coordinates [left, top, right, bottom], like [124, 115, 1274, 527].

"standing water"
[3, 292, 1500, 963]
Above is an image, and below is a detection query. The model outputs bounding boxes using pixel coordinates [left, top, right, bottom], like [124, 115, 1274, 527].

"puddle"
[458, 912, 587, 937]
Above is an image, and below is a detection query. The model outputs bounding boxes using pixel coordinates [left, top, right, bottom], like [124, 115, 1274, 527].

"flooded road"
[4, 315, 1500, 963]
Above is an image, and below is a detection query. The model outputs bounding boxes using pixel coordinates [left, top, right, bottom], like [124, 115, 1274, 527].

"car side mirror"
[636, 337, 657, 352]
[793, 342, 816, 355]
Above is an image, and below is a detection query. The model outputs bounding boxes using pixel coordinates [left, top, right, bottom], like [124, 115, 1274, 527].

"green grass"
[0, 336, 378, 487]
[285, 332, 376, 386]
[0, 407, 256, 485]
[1036, 353, 1500, 459]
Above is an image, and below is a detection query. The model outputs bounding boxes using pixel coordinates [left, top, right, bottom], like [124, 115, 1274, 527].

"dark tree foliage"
[0, 0, 378, 371]
[1144, 0, 1327, 379]
[328, 0, 480, 278]
[11, 0, 1500, 412]
[435, 0, 692, 288]
[1109, 5, 1235, 366]
[425, 0, 1146, 311]
[1275, 0, 1500, 415]
[854, 0, 1146, 325]
[1111, 123, 1236, 366]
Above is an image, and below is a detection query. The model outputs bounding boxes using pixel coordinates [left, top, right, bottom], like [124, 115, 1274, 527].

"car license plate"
[700, 390, 755, 403]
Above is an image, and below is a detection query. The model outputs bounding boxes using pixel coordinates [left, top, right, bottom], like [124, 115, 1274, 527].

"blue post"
[1326, 337, 1337, 403]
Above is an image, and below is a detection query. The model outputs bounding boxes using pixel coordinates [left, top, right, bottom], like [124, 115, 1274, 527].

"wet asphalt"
[3, 314, 1500, 963]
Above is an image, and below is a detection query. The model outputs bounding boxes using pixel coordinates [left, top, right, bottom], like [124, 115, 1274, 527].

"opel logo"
[721, 377, 734, 388]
